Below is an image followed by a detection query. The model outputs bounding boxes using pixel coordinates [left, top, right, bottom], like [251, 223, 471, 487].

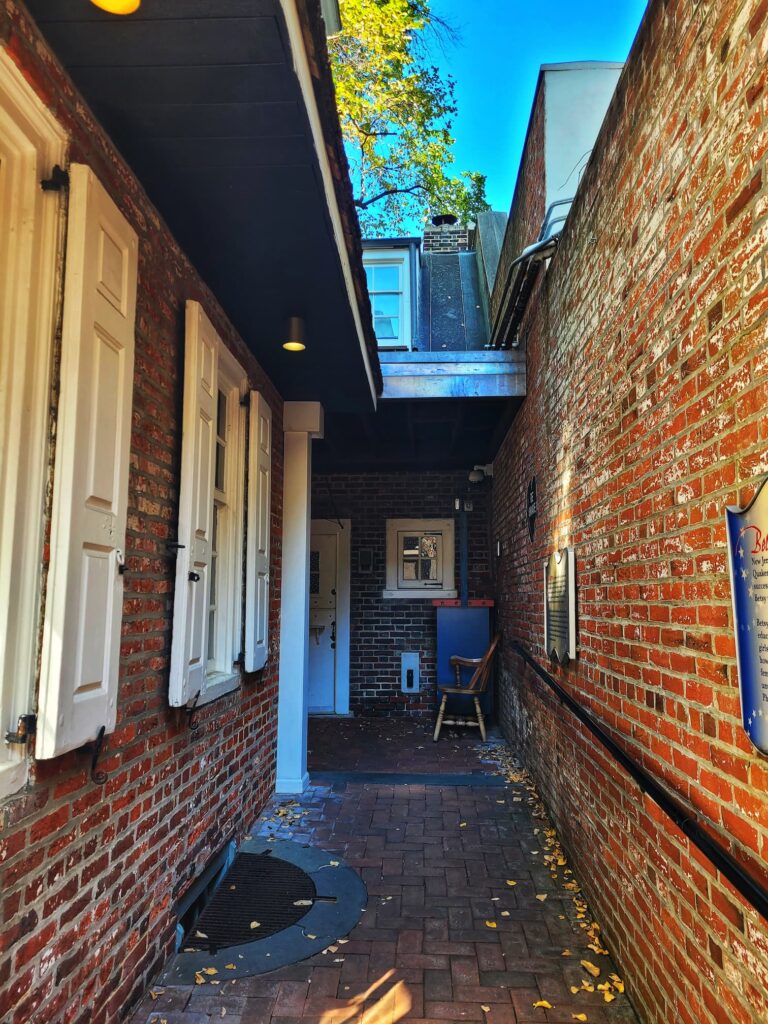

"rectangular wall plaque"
[726, 475, 768, 755]
[544, 547, 576, 663]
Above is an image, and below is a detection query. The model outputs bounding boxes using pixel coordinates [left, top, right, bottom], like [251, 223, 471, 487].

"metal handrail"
[512, 641, 768, 922]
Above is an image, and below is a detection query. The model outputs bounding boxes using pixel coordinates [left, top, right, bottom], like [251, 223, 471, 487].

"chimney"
[423, 214, 469, 254]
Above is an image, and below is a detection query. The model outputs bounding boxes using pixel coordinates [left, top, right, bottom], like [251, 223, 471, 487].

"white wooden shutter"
[37, 164, 137, 759]
[168, 301, 218, 706]
[245, 391, 272, 672]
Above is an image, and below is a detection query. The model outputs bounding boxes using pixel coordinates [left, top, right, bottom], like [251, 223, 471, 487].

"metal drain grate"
[187, 852, 317, 953]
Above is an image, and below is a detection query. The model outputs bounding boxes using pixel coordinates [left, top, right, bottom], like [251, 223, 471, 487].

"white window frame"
[363, 247, 412, 350]
[383, 518, 456, 599]
[201, 344, 247, 705]
[0, 49, 67, 796]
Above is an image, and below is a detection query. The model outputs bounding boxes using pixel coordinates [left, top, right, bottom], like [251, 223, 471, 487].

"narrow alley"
[128, 723, 639, 1024]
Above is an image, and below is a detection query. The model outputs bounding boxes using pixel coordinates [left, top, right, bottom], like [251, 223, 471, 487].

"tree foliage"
[328, 0, 488, 235]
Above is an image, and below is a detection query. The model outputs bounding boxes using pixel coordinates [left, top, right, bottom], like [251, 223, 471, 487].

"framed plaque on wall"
[544, 547, 576, 663]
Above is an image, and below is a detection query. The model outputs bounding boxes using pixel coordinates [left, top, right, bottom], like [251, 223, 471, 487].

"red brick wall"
[492, 1, 768, 1022]
[312, 472, 493, 717]
[0, 7, 284, 1023]
[489, 80, 546, 333]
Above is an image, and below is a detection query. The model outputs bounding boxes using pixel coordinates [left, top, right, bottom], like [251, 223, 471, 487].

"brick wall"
[422, 222, 470, 254]
[492, 1, 768, 1022]
[0, 7, 284, 1023]
[489, 84, 546, 332]
[312, 472, 493, 717]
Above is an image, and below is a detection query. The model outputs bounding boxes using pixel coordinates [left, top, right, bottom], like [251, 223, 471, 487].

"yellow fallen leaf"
[501, 911, 510, 917]
[506, 880, 517, 887]
[306, 934, 318, 940]
[224, 963, 236, 970]
[561, 949, 572, 956]
[481, 1006, 491, 1014]
[609, 974, 625, 993]
[293, 899, 313, 906]
[603, 992, 616, 1003]
[202, 968, 217, 976]
[194, 972, 205, 986]
[572, 1016, 588, 1022]
[570, 986, 580, 995]
[250, 921, 261, 929]
[329, 860, 340, 867]
[459, 822, 467, 828]
[532, 1000, 554, 1009]
[581, 960, 600, 977]
[485, 920, 497, 929]
[195, 931, 208, 939]
[535, 894, 548, 902]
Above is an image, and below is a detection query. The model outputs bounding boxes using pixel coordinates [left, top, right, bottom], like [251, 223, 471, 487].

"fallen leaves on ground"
[532, 1000, 554, 1009]
[581, 960, 600, 978]
[484, 920, 497, 929]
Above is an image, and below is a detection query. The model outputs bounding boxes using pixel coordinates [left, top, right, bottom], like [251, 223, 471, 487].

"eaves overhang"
[22, 0, 382, 412]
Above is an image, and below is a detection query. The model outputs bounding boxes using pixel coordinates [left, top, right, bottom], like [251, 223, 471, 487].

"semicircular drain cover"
[189, 852, 317, 952]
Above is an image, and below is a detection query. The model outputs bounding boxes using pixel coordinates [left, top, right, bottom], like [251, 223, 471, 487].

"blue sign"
[726, 476, 768, 756]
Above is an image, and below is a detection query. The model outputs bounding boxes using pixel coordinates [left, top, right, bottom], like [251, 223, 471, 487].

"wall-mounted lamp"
[283, 316, 306, 352]
[468, 463, 494, 484]
[89, 0, 141, 12]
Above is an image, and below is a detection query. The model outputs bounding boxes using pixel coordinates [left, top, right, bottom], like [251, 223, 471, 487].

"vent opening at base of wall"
[175, 839, 237, 952]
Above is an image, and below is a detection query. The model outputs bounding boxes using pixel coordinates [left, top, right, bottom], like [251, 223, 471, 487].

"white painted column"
[276, 402, 324, 794]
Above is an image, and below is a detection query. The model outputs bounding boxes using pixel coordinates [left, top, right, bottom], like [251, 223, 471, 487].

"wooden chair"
[433, 634, 500, 742]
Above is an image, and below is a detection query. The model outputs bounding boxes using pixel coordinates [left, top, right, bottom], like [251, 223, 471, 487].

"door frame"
[310, 518, 351, 715]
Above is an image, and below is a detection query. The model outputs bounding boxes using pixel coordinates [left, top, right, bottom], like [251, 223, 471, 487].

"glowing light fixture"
[89, 0, 141, 14]
[283, 316, 306, 352]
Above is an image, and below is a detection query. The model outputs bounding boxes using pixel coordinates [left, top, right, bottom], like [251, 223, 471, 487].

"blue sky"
[426, 0, 649, 213]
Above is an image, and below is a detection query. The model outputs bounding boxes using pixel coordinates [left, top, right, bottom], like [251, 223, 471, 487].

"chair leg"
[474, 697, 486, 742]
[433, 694, 447, 742]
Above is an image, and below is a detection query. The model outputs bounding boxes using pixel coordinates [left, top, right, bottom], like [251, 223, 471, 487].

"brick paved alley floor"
[129, 721, 640, 1024]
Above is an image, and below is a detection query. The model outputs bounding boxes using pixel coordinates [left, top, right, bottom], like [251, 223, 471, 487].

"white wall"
[544, 63, 624, 212]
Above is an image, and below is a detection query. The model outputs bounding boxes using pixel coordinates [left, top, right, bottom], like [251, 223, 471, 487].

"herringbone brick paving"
[130, 722, 640, 1024]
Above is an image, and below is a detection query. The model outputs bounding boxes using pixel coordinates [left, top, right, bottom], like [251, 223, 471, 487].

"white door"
[308, 532, 337, 712]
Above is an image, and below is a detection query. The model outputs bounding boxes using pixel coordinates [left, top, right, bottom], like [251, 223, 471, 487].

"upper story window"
[363, 247, 413, 350]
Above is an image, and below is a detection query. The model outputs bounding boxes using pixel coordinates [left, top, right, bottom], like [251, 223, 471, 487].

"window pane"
[215, 441, 225, 491]
[402, 535, 419, 557]
[402, 559, 417, 580]
[208, 609, 216, 661]
[375, 317, 400, 341]
[421, 535, 438, 558]
[420, 558, 437, 580]
[372, 293, 399, 318]
[217, 390, 227, 440]
[373, 265, 399, 291]
[364, 264, 373, 288]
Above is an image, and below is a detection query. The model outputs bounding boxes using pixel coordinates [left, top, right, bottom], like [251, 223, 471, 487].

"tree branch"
[354, 184, 426, 209]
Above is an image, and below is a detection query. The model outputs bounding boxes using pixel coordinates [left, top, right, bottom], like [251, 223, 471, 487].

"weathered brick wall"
[422, 223, 470, 253]
[489, 82, 546, 332]
[312, 472, 492, 717]
[0, 7, 284, 1023]
[492, 1, 768, 1022]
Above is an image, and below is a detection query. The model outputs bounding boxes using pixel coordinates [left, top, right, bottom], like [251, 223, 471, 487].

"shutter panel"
[245, 391, 272, 672]
[37, 165, 137, 759]
[168, 301, 218, 706]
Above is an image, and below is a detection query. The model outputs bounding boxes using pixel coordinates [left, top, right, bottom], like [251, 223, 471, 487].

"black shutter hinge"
[41, 165, 69, 192]
[5, 714, 37, 745]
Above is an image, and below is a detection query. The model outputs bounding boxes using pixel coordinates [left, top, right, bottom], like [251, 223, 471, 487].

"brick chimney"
[422, 216, 470, 254]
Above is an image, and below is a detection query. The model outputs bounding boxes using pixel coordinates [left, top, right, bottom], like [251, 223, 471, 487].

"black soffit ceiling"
[26, 0, 376, 414]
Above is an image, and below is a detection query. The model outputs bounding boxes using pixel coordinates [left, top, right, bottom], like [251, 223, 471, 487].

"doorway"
[308, 519, 350, 715]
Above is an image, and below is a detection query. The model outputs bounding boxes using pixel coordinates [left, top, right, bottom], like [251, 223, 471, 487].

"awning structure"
[24, 0, 381, 412]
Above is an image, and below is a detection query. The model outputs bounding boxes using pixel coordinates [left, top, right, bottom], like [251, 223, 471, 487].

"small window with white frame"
[384, 518, 456, 599]
[363, 248, 412, 349]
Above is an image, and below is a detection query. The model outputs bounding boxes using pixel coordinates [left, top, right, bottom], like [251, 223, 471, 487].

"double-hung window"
[363, 248, 412, 349]
[169, 302, 248, 707]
